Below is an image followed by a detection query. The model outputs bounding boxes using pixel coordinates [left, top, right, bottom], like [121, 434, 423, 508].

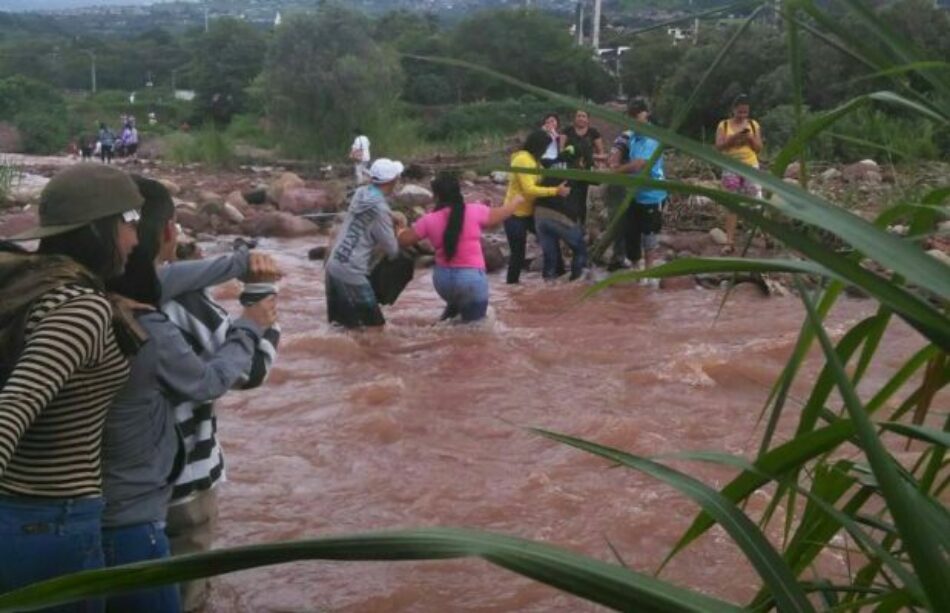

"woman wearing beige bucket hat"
[0, 162, 143, 608]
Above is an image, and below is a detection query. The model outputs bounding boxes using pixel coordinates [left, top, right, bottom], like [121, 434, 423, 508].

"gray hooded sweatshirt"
[102, 249, 261, 528]
[326, 184, 399, 284]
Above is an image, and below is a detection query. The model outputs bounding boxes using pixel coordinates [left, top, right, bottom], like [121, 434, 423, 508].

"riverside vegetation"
[0, 0, 948, 611]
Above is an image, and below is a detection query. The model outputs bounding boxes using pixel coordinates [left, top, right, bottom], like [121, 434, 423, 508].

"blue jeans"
[536, 217, 588, 280]
[101, 522, 181, 613]
[0, 495, 105, 613]
[432, 266, 489, 322]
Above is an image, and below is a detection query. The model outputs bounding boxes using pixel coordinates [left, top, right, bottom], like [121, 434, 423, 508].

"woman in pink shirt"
[398, 172, 520, 322]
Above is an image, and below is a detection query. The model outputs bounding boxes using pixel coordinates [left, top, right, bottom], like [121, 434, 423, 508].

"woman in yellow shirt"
[503, 129, 569, 284]
[715, 94, 763, 251]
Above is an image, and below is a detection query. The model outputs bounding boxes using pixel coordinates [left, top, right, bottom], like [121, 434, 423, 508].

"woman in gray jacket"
[102, 177, 277, 612]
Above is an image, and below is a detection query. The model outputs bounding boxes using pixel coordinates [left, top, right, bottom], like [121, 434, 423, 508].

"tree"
[449, 9, 614, 103]
[263, 4, 403, 156]
[188, 18, 266, 125]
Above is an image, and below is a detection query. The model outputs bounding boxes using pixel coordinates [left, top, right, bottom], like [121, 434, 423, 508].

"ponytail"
[430, 171, 466, 261]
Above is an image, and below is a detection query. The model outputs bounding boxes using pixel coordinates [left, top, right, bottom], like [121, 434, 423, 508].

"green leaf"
[798, 283, 950, 611]
[0, 528, 739, 613]
[663, 419, 857, 569]
[878, 422, 950, 448]
[532, 429, 816, 613]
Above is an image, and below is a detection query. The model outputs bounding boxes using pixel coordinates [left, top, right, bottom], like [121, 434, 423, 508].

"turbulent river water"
[198, 235, 925, 612]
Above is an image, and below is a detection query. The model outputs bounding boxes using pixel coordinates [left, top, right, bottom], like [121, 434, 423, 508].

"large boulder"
[241, 211, 320, 238]
[157, 178, 181, 196]
[843, 159, 882, 184]
[8, 173, 49, 205]
[393, 184, 433, 209]
[243, 186, 268, 205]
[196, 190, 222, 208]
[226, 190, 251, 215]
[278, 187, 334, 215]
[174, 208, 211, 234]
[267, 172, 305, 204]
[481, 237, 506, 273]
[490, 171, 509, 185]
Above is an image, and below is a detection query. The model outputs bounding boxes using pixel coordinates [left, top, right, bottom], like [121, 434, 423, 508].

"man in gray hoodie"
[325, 158, 404, 328]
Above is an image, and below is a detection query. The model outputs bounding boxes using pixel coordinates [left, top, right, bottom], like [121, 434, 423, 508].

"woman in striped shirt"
[0, 163, 142, 608]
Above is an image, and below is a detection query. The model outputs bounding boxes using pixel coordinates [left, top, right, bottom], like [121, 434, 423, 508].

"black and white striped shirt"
[163, 289, 279, 503]
[0, 285, 129, 498]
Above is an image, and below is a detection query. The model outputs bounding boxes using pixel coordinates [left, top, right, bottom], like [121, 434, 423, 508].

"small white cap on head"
[369, 158, 404, 184]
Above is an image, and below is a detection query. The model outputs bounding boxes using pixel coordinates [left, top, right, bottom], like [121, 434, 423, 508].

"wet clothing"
[370, 252, 415, 306]
[612, 130, 667, 205]
[412, 203, 492, 269]
[433, 267, 489, 322]
[326, 184, 399, 327]
[326, 272, 384, 328]
[327, 185, 399, 284]
[503, 215, 534, 285]
[413, 203, 493, 321]
[622, 201, 665, 264]
[534, 177, 587, 280]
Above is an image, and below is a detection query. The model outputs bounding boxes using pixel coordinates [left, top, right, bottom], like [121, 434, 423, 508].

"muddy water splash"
[201, 236, 921, 611]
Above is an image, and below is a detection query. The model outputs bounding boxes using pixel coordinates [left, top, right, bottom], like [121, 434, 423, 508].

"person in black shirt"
[559, 109, 606, 228]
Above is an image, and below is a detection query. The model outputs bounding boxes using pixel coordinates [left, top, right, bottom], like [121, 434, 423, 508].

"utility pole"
[82, 50, 96, 94]
[204, 4, 210, 33]
[577, 1, 585, 46]
[592, 0, 602, 51]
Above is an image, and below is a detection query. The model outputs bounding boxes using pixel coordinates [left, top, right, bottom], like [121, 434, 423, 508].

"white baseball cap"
[369, 158, 404, 184]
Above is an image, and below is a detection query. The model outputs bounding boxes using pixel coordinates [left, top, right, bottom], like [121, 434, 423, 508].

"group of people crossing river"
[0, 93, 762, 611]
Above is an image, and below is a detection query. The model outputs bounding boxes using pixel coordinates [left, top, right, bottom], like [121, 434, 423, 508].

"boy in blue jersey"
[608, 98, 668, 277]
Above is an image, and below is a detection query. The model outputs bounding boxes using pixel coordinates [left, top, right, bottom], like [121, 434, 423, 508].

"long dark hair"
[522, 129, 551, 162]
[38, 215, 123, 280]
[106, 176, 175, 306]
[431, 171, 465, 261]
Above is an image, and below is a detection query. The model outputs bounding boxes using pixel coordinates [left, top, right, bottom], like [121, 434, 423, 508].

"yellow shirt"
[718, 119, 760, 167]
[504, 150, 560, 217]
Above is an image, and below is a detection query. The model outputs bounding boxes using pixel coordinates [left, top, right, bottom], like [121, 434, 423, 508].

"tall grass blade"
[0, 528, 740, 613]
[798, 282, 950, 611]
[532, 429, 816, 612]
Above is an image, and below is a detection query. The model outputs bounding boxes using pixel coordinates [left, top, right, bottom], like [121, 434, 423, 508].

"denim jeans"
[0, 495, 105, 613]
[536, 217, 588, 280]
[432, 266, 489, 322]
[102, 521, 181, 613]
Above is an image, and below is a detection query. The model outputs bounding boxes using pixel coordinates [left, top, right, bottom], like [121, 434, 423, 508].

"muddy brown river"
[197, 235, 925, 612]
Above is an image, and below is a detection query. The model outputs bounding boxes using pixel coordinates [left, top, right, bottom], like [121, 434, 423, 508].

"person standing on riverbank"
[102, 177, 276, 612]
[715, 94, 763, 252]
[610, 98, 667, 281]
[560, 109, 606, 229]
[1, 164, 142, 606]
[350, 128, 371, 185]
[325, 158, 403, 328]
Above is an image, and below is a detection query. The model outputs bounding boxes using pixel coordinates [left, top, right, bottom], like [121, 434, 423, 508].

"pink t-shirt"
[412, 203, 491, 269]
